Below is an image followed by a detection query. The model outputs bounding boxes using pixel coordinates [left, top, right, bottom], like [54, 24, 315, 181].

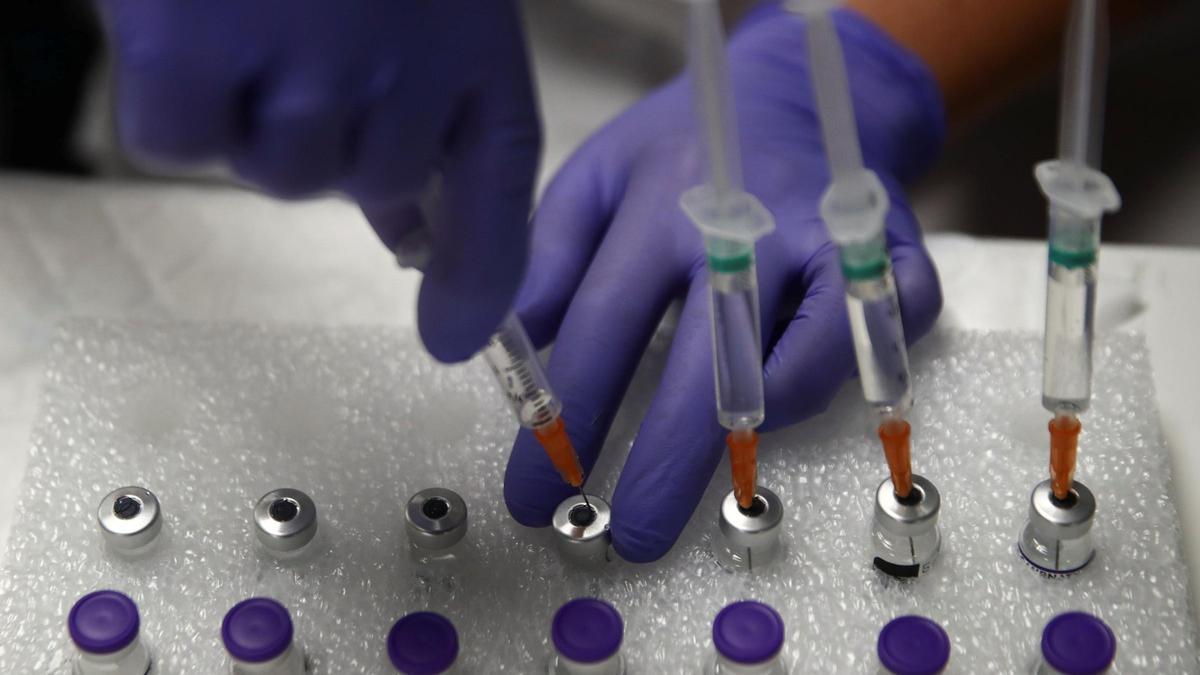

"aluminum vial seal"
[877, 615, 950, 675]
[98, 486, 163, 555]
[872, 474, 942, 578]
[716, 486, 784, 571]
[550, 598, 625, 675]
[405, 487, 468, 551]
[69, 590, 152, 675]
[712, 601, 786, 674]
[552, 493, 612, 564]
[1019, 479, 1097, 576]
[254, 488, 318, 556]
[388, 611, 459, 675]
[221, 597, 306, 674]
[1037, 612, 1115, 675]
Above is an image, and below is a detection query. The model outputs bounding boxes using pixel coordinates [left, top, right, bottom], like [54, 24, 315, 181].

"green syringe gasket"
[707, 251, 753, 274]
[1049, 245, 1097, 269]
[840, 256, 888, 281]
[838, 239, 889, 281]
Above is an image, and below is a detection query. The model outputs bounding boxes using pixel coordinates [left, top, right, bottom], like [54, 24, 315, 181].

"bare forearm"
[846, 0, 1159, 126]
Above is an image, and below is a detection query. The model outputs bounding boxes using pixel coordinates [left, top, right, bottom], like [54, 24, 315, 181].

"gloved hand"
[504, 4, 945, 562]
[96, 1, 540, 362]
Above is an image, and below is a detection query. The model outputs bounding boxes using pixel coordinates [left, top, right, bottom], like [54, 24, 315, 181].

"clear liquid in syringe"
[1042, 258, 1096, 415]
[845, 273, 912, 419]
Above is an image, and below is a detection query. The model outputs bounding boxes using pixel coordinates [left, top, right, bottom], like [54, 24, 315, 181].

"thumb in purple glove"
[97, 0, 541, 362]
[503, 5, 945, 562]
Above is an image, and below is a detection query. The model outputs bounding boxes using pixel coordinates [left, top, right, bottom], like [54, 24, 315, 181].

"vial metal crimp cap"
[1019, 479, 1096, 575]
[405, 487, 468, 551]
[254, 488, 318, 556]
[98, 486, 163, 554]
[872, 474, 942, 578]
[552, 493, 612, 564]
[716, 486, 784, 571]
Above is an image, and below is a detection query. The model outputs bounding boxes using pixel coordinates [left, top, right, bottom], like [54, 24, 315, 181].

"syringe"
[799, 7, 915, 497]
[1037, 0, 1120, 500]
[481, 312, 584, 489]
[395, 230, 587, 495]
[679, 0, 776, 510]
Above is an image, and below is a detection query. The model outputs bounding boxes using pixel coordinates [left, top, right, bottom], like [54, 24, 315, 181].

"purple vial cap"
[1041, 612, 1116, 675]
[221, 597, 294, 663]
[552, 598, 624, 663]
[68, 590, 141, 655]
[388, 611, 459, 674]
[712, 601, 785, 665]
[877, 615, 951, 675]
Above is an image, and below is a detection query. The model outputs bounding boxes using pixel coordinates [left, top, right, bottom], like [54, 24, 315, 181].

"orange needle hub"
[878, 418, 913, 499]
[534, 416, 584, 488]
[1049, 413, 1081, 500]
[727, 428, 758, 510]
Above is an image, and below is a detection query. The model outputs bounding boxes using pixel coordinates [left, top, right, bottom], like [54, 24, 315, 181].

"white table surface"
[0, 176, 1197, 621]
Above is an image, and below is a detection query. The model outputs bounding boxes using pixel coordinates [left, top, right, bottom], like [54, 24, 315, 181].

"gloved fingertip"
[503, 487, 555, 528]
[110, 48, 240, 165]
[610, 519, 675, 564]
[416, 310, 492, 364]
[231, 159, 333, 199]
[118, 108, 220, 166]
[416, 266, 515, 363]
[362, 202, 427, 255]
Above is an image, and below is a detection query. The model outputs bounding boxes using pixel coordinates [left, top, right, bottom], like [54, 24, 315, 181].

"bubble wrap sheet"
[0, 319, 1196, 673]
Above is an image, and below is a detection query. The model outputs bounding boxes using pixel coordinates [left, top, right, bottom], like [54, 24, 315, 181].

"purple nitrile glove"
[504, 4, 945, 562]
[96, 1, 541, 362]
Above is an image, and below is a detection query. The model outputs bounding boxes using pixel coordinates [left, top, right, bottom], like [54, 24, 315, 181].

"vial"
[68, 590, 152, 675]
[253, 488, 319, 560]
[872, 474, 941, 578]
[552, 493, 612, 565]
[405, 487, 468, 562]
[98, 486, 163, 558]
[876, 616, 950, 675]
[713, 486, 784, 572]
[387, 611, 459, 674]
[548, 598, 625, 675]
[708, 601, 787, 675]
[1033, 612, 1115, 674]
[221, 597, 308, 675]
[1018, 479, 1096, 576]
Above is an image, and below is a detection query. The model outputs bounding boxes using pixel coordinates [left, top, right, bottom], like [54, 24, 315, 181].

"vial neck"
[409, 542, 462, 564]
[1035, 660, 1109, 675]
[76, 638, 149, 674]
[231, 643, 305, 675]
[715, 653, 785, 674]
[554, 651, 624, 675]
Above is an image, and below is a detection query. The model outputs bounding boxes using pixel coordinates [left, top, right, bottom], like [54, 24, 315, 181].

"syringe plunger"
[1058, 0, 1111, 170]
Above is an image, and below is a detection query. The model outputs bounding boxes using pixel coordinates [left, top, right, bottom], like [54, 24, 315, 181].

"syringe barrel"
[481, 312, 563, 429]
[1042, 207, 1099, 415]
[706, 237, 766, 431]
[840, 234, 913, 419]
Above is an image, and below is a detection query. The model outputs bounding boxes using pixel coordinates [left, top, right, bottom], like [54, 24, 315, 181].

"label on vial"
[874, 557, 922, 579]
